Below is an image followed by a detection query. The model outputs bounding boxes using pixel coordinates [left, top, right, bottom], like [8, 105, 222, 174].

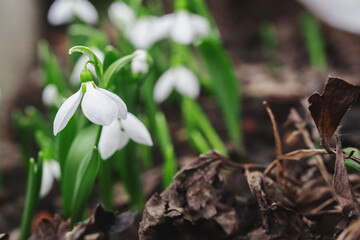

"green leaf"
[299, 13, 327, 70]
[19, 153, 43, 240]
[196, 38, 243, 151]
[38, 40, 66, 90]
[69, 46, 104, 86]
[70, 147, 100, 226]
[62, 125, 98, 218]
[103, 53, 137, 88]
[103, 46, 121, 72]
[343, 147, 360, 173]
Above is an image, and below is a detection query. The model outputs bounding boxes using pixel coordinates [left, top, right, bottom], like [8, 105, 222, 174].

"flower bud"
[80, 68, 93, 83]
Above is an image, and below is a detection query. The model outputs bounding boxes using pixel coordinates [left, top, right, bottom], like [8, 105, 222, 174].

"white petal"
[42, 84, 58, 106]
[191, 14, 210, 38]
[47, 0, 74, 25]
[126, 17, 159, 49]
[70, 48, 104, 85]
[98, 120, 122, 159]
[81, 82, 118, 125]
[118, 130, 130, 150]
[74, 0, 99, 25]
[49, 160, 61, 180]
[122, 113, 153, 146]
[53, 89, 82, 136]
[298, 0, 360, 35]
[153, 69, 176, 103]
[108, 1, 136, 30]
[152, 14, 174, 40]
[40, 161, 55, 198]
[131, 50, 148, 74]
[170, 10, 196, 45]
[96, 88, 127, 119]
[174, 66, 200, 99]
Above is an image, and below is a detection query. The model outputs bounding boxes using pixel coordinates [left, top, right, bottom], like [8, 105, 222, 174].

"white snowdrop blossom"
[125, 17, 167, 49]
[160, 10, 210, 45]
[53, 69, 127, 136]
[98, 113, 153, 159]
[48, 0, 99, 26]
[131, 50, 148, 74]
[70, 48, 104, 85]
[108, 1, 136, 31]
[297, 0, 360, 35]
[154, 66, 200, 103]
[40, 160, 61, 198]
[42, 84, 59, 106]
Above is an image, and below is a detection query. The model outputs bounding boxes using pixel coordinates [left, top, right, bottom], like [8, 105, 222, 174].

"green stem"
[98, 160, 114, 210]
[19, 156, 43, 240]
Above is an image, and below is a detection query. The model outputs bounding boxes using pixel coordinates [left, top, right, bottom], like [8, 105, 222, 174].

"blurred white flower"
[108, 1, 136, 31]
[53, 74, 127, 135]
[42, 84, 59, 106]
[125, 17, 166, 49]
[48, 0, 99, 26]
[98, 113, 153, 159]
[298, 0, 360, 35]
[154, 66, 200, 103]
[131, 50, 148, 74]
[70, 48, 104, 85]
[163, 10, 210, 45]
[40, 160, 61, 198]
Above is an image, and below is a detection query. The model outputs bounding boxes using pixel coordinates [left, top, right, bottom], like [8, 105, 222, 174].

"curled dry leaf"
[333, 137, 360, 218]
[246, 171, 314, 239]
[308, 77, 360, 150]
[66, 204, 136, 240]
[29, 214, 70, 240]
[139, 151, 239, 240]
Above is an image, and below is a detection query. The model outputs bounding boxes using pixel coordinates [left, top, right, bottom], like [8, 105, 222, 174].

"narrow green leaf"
[62, 125, 97, 218]
[196, 38, 243, 152]
[343, 147, 360, 173]
[189, 130, 211, 153]
[69, 46, 104, 86]
[19, 154, 43, 240]
[299, 12, 327, 70]
[70, 147, 100, 226]
[103, 46, 121, 72]
[103, 53, 137, 88]
[98, 159, 114, 211]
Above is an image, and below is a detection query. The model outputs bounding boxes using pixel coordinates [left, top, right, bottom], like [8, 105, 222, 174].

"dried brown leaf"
[308, 77, 360, 150]
[29, 214, 70, 240]
[139, 151, 239, 240]
[333, 137, 360, 217]
[246, 171, 314, 239]
[337, 218, 360, 240]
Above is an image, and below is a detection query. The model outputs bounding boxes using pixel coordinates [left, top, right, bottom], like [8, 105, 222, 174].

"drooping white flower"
[108, 1, 136, 31]
[131, 50, 148, 74]
[125, 17, 166, 49]
[158, 10, 210, 45]
[48, 0, 99, 26]
[53, 69, 127, 136]
[40, 160, 61, 198]
[42, 84, 59, 106]
[154, 66, 200, 103]
[297, 0, 360, 35]
[70, 48, 104, 85]
[98, 113, 153, 159]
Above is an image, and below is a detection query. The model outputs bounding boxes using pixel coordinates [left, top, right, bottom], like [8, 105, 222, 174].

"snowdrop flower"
[70, 48, 104, 85]
[40, 160, 61, 198]
[297, 0, 360, 35]
[154, 66, 200, 103]
[98, 113, 153, 159]
[125, 17, 167, 49]
[108, 1, 136, 31]
[53, 68, 127, 136]
[48, 0, 99, 26]
[131, 50, 149, 74]
[42, 84, 60, 106]
[160, 10, 210, 45]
